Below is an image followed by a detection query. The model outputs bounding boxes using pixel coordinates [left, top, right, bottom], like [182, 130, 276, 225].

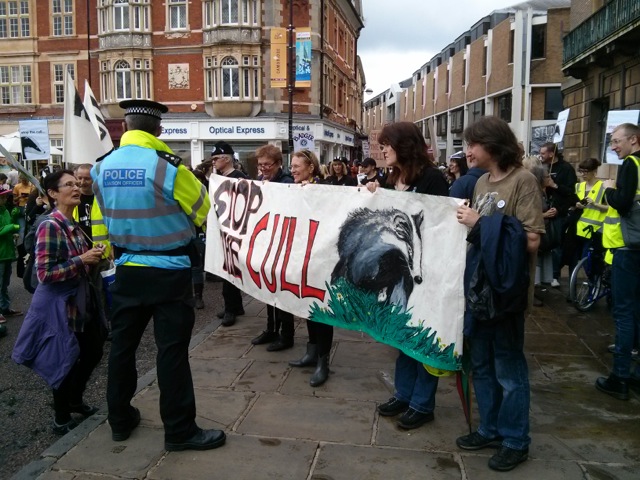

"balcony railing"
[563, 0, 640, 66]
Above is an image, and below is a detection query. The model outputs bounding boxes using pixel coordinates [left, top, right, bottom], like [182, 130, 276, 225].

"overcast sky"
[359, 0, 517, 99]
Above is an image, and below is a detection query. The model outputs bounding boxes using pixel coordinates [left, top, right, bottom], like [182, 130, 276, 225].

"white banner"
[63, 72, 110, 165]
[18, 119, 50, 161]
[552, 108, 570, 144]
[205, 176, 467, 371]
[603, 110, 640, 165]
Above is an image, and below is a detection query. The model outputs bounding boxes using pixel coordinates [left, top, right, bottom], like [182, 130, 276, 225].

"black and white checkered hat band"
[125, 106, 163, 118]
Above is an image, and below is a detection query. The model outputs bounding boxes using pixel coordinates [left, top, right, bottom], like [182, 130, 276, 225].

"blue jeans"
[394, 350, 438, 414]
[0, 260, 12, 311]
[611, 249, 640, 379]
[469, 313, 530, 450]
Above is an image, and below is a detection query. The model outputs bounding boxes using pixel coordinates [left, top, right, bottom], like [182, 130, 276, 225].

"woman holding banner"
[367, 121, 449, 430]
[288, 149, 333, 387]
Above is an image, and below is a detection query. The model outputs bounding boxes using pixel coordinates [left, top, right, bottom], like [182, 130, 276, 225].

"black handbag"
[540, 216, 562, 253]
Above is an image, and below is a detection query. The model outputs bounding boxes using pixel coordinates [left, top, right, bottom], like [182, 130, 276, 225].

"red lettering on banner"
[280, 217, 300, 297]
[301, 220, 325, 301]
[260, 214, 281, 293]
[246, 212, 269, 288]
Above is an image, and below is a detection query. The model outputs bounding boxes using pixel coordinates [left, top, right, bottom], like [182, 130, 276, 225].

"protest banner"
[205, 176, 467, 371]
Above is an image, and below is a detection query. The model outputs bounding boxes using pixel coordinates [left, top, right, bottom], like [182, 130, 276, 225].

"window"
[436, 114, 447, 136]
[508, 29, 515, 64]
[445, 68, 450, 94]
[115, 60, 131, 100]
[52, 0, 73, 36]
[204, 0, 258, 26]
[496, 93, 512, 122]
[53, 63, 74, 103]
[0, 0, 30, 38]
[114, 0, 129, 31]
[168, 0, 186, 30]
[450, 108, 464, 133]
[531, 24, 546, 59]
[0, 64, 32, 105]
[51, 138, 63, 164]
[482, 45, 488, 76]
[469, 99, 484, 125]
[544, 87, 562, 120]
[205, 54, 259, 101]
[462, 58, 466, 86]
[221, 0, 238, 24]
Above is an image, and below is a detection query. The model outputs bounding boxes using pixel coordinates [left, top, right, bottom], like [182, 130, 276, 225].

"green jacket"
[0, 206, 19, 262]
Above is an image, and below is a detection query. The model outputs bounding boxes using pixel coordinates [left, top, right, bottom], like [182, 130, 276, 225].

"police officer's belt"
[113, 245, 189, 259]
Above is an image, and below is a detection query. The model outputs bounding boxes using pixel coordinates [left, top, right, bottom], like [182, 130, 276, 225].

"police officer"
[596, 122, 640, 400]
[92, 100, 225, 451]
[211, 141, 248, 327]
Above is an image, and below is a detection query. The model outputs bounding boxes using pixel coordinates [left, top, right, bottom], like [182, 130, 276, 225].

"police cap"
[119, 99, 168, 119]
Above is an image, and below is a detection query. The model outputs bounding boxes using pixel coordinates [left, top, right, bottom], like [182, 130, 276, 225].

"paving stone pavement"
[12, 286, 640, 480]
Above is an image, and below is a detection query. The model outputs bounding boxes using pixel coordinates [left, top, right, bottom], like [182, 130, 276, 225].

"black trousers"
[222, 280, 243, 313]
[107, 266, 198, 442]
[52, 319, 104, 422]
[306, 320, 333, 357]
[267, 305, 294, 338]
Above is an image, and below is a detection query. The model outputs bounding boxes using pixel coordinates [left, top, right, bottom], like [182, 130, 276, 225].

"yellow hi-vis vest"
[575, 180, 607, 238]
[602, 155, 640, 250]
[72, 197, 111, 259]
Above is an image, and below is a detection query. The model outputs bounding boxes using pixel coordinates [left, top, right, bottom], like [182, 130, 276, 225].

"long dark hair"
[378, 122, 435, 186]
[463, 116, 521, 171]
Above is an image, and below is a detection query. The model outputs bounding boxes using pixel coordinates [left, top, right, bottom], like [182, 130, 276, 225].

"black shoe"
[289, 343, 318, 367]
[488, 446, 529, 471]
[456, 431, 503, 451]
[309, 354, 330, 387]
[52, 418, 78, 435]
[377, 397, 409, 417]
[267, 336, 294, 352]
[397, 408, 434, 429]
[252, 330, 278, 345]
[165, 428, 226, 452]
[595, 375, 629, 400]
[218, 309, 245, 320]
[111, 407, 141, 441]
[69, 403, 99, 417]
[221, 312, 236, 327]
[194, 297, 205, 310]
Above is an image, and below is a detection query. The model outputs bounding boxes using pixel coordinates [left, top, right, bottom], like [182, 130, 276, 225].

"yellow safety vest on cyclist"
[602, 155, 640, 252]
[575, 180, 607, 238]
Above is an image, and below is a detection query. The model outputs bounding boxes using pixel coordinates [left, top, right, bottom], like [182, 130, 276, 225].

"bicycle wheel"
[569, 256, 602, 312]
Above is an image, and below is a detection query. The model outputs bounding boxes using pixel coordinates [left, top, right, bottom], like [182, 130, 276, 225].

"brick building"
[562, 0, 640, 172]
[363, 0, 570, 165]
[0, 0, 365, 167]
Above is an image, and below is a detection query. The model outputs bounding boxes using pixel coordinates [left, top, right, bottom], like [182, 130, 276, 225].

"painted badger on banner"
[331, 208, 424, 310]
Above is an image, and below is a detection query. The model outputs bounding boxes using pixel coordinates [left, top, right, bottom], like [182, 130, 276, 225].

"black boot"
[194, 283, 204, 310]
[289, 343, 318, 367]
[252, 330, 278, 345]
[310, 354, 330, 387]
[267, 334, 294, 352]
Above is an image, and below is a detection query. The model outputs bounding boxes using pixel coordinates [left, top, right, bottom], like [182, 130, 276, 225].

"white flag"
[63, 72, 109, 165]
[83, 80, 114, 153]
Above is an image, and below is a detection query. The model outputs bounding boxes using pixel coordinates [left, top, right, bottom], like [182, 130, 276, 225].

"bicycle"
[568, 229, 612, 312]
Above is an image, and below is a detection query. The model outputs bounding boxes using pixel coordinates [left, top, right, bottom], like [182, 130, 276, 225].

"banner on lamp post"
[270, 28, 287, 88]
[295, 28, 311, 88]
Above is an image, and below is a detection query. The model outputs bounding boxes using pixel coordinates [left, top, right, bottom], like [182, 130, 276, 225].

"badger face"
[388, 211, 424, 285]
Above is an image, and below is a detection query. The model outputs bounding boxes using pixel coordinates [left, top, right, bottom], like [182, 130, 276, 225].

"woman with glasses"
[13, 170, 107, 434]
[287, 149, 333, 386]
[568, 158, 608, 271]
[252, 145, 296, 352]
[366, 121, 449, 431]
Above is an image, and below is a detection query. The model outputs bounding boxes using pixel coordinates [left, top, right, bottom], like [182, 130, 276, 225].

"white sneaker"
[551, 279, 560, 288]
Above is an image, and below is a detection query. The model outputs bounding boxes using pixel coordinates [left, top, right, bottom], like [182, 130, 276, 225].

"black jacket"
[605, 150, 640, 217]
[546, 158, 578, 216]
[464, 214, 529, 336]
[269, 168, 294, 184]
